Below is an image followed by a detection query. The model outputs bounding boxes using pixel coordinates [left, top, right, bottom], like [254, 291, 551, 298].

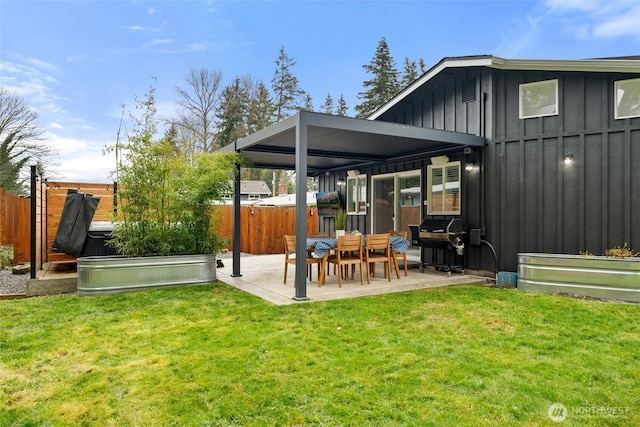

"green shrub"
[107, 86, 242, 257]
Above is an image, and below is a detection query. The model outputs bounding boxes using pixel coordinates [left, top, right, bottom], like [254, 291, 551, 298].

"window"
[519, 79, 558, 119]
[615, 78, 640, 119]
[247, 194, 260, 200]
[427, 161, 460, 215]
[346, 174, 367, 214]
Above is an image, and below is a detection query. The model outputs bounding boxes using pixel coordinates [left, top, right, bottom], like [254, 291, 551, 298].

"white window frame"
[519, 79, 559, 119]
[614, 77, 640, 120]
[247, 194, 260, 200]
[346, 174, 367, 215]
[427, 161, 461, 215]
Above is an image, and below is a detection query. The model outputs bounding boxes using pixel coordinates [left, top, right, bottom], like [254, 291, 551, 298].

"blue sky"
[1, 0, 639, 183]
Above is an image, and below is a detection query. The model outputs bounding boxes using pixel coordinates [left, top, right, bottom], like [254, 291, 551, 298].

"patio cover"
[219, 110, 485, 300]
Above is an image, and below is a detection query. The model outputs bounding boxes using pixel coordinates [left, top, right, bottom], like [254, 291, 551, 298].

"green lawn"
[1, 283, 638, 426]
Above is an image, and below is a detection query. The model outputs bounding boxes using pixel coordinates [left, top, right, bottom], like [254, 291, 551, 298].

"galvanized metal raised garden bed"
[518, 253, 640, 303]
[77, 254, 217, 296]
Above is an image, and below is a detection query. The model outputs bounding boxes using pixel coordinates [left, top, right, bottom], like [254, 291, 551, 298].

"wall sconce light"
[465, 162, 476, 171]
[337, 179, 346, 186]
[563, 153, 574, 166]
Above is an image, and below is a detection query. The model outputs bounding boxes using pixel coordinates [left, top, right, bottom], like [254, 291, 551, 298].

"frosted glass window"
[519, 79, 558, 119]
[615, 78, 640, 119]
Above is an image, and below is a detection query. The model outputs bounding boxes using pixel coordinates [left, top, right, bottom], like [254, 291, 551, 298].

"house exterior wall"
[374, 67, 490, 272]
[363, 66, 640, 273]
[486, 69, 640, 271]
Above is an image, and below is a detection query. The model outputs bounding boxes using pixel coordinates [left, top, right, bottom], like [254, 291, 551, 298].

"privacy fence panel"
[0, 188, 30, 264]
[219, 205, 319, 255]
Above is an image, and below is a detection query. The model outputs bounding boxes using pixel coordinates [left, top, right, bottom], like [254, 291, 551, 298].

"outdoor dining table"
[306, 235, 410, 286]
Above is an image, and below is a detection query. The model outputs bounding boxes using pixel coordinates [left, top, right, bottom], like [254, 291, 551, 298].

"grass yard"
[1, 283, 638, 426]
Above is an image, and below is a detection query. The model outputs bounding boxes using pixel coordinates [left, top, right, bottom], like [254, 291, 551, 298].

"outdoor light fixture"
[564, 153, 574, 166]
[465, 162, 476, 171]
[337, 179, 346, 186]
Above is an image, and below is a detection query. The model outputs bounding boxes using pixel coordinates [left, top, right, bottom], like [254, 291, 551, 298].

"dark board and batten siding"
[486, 70, 640, 271]
[377, 66, 639, 273]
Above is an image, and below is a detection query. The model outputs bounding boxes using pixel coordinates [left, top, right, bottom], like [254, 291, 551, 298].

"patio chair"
[389, 230, 408, 278]
[307, 231, 333, 276]
[283, 235, 322, 286]
[364, 233, 392, 284]
[307, 232, 329, 238]
[327, 234, 364, 287]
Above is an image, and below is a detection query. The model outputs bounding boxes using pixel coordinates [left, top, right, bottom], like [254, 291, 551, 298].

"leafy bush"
[107, 86, 242, 257]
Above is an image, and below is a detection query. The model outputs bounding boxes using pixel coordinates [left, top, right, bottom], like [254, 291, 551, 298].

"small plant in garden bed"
[603, 243, 639, 258]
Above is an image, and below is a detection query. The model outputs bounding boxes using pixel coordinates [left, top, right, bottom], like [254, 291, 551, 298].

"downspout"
[480, 91, 498, 279]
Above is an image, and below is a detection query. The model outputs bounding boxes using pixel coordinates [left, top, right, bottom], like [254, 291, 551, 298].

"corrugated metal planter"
[77, 254, 216, 296]
[518, 253, 640, 303]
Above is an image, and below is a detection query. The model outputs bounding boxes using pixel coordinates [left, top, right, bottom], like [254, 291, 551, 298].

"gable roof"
[368, 55, 640, 120]
[229, 180, 272, 196]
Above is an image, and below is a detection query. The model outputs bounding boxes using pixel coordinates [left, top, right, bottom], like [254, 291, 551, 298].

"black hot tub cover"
[52, 189, 101, 257]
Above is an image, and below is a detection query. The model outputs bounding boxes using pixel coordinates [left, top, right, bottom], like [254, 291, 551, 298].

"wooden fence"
[0, 188, 30, 264]
[1, 180, 319, 268]
[218, 205, 319, 255]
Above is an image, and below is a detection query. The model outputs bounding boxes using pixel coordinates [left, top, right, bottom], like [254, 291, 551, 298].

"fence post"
[30, 165, 36, 279]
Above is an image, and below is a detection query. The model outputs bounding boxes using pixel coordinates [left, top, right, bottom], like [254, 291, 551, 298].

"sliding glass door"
[372, 170, 421, 234]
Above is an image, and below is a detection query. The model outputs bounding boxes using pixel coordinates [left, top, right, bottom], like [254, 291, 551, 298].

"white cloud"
[46, 133, 115, 183]
[50, 122, 64, 129]
[125, 25, 145, 31]
[593, 4, 640, 38]
[186, 43, 207, 52]
[545, 0, 640, 39]
[150, 38, 174, 45]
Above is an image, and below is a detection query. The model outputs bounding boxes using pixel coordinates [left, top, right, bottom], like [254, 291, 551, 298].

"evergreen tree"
[271, 46, 306, 121]
[354, 36, 400, 118]
[322, 93, 334, 114]
[418, 58, 427, 74]
[302, 93, 314, 111]
[336, 95, 349, 116]
[247, 80, 275, 134]
[216, 77, 248, 148]
[400, 56, 419, 88]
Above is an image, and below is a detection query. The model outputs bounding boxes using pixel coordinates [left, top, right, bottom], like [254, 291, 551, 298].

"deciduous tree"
[174, 67, 224, 153]
[0, 87, 54, 193]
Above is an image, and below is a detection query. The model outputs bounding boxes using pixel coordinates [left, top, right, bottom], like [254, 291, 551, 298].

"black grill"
[409, 218, 465, 274]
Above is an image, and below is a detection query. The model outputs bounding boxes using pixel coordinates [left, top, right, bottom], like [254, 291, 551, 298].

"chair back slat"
[389, 230, 408, 239]
[337, 235, 362, 252]
[366, 233, 390, 251]
[284, 234, 296, 252]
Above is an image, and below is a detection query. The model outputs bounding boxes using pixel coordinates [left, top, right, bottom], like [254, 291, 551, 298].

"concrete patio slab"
[216, 254, 486, 305]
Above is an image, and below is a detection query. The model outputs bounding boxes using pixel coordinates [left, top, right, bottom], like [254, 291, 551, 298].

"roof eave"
[368, 55, 640, 120]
